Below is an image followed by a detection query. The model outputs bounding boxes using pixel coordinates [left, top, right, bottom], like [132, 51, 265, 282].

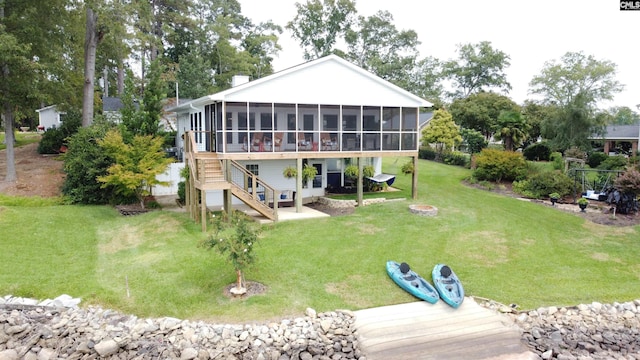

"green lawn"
[0, 131, 42, 151]
[1, 158, 639, 323]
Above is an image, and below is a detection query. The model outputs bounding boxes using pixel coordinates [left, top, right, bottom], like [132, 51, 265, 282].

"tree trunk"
[117, 62, 124, 95]
[1, 0, 15, 182]
[82, 7, 98, 127]
[2, 101, 17, 182]
[236, 269, 243, 291]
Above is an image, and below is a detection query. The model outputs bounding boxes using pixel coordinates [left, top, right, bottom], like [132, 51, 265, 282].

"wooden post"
[357, 157, 363, 207]
[296, 158, 303, 212]
[200, 188, 207, 232]
[412, 155, 418, 200]
[223, 159, 232, 219]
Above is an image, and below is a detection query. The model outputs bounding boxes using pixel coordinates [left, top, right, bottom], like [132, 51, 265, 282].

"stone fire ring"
[409, 204, 438, 216]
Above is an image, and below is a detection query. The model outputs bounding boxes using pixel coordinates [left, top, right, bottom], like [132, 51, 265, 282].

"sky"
[238, 0, 638, 110]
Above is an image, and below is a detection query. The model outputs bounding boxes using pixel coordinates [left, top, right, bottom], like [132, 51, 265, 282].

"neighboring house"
[169, 54, 432, 224]
[35, 105, 66, 131]
[594, 124, 640, 156]
[102, 96, 185, 132]
[102, 97, 125, 123]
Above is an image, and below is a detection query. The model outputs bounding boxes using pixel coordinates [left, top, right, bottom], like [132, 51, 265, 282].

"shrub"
[418, 146, 437, 160]
[512, 170, 573, 199]
[614, 169, 640, 195]
[473, 149, 527, 182]
[550, 152, 564, 171]
[37, 109, 82, 154]
[598, 155, 628, 170]
[177, 181, 186, 204]
[587, 152, 608, 169]
[62, 121, 128, 204]
[442, 151, 469, 167]
[523, 142, 551, 161]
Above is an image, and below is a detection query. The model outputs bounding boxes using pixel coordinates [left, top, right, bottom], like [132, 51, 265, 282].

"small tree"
[422, 109, 462, 161]
[97, 129, 173, 208]
[201, 211, 261, 295]
[460, 128, 487, 154]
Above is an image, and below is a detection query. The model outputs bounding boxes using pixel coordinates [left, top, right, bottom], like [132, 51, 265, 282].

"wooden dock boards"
[354, 298, 538, 360]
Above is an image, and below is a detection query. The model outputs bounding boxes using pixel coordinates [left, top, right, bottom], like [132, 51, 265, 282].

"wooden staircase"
[183, 131, 278, 230]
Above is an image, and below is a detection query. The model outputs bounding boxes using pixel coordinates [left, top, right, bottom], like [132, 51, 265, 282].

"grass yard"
[1, 158, 639, 323]
[0, 131, 42, 151]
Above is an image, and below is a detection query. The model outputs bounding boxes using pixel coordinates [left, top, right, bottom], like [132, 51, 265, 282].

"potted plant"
[301, 164, 318, 183]
[577, 197, 589, 212]
[549, 192, 560, 206]
[283, 166, 297, 179]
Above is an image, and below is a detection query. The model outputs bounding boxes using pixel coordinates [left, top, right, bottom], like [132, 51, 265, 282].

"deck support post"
[357, 157, 363, 207]
[412, 155, 418, 200]
[200, 188, 207, 232]
[223, 159, 232, 219]
[295, 158, 303, 212]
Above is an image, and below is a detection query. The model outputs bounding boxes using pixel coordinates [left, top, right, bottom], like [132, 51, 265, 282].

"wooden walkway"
[354, 298, 538, 360]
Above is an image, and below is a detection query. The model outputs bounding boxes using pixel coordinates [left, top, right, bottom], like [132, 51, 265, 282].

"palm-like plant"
[496, 110, 530, 151]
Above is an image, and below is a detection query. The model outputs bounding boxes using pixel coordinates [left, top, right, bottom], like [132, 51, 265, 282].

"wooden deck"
[354, 298, 538, 360]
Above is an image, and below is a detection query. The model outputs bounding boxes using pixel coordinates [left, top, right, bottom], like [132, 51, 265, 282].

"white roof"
[173, 55, 432, 112]
[35, 105, 58, 113]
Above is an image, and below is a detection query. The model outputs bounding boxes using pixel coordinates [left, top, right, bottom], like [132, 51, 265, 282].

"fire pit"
[409, 204, 438, 216]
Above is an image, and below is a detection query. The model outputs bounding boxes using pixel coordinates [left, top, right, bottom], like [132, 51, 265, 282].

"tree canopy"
[422, 109, 461, 159]
[443, 41, 511, 99]
[449, 92, 519, 140]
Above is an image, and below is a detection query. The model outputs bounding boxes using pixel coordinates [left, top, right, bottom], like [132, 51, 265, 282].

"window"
[260, 113, 272, 130]
[323, 114, 338, 130]
[226, 112, 232, 144]
[343, 115, 357, 131]
[287, 114, 296, 143]
[303, 114, 314, 131]
[245, 164, 259, 176]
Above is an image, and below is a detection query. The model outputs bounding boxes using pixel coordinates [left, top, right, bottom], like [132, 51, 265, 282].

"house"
[595, 124, 640, 156]
[102, 96, 185, 132]
[169, 54, 432, 227]
[35, 105, 66, 131]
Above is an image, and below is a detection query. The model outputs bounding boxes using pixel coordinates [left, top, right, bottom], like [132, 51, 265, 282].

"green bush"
[598, 155, 628, 170]
[473, 149, 527, 182]
[523, 142, 551, 161]
[587, 152, 609, 169]
[442, 151, 469, 167]
[178, 181, 186, 203]
[418, 146, 437, 161]
[62, 121, 133, 204]
[37, 109, 82, 154]
[512, 170, 573, 199]
[550, 152, 564, 171]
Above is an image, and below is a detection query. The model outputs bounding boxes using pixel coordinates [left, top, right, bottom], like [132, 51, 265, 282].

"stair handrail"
[228, 159, 279, 209]
[183, 131, 200, 185]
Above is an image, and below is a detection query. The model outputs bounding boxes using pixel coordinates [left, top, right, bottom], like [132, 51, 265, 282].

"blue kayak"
[432, 264, 464, 308]
[386, 261, 439, 304]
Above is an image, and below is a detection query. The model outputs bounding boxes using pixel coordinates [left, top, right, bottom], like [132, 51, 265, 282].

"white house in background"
[168, 54, 432, 224]
[35, 105, 66, 130]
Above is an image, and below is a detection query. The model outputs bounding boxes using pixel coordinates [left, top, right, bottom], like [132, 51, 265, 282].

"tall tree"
[443, 41, 511, 99]
[529, 52, 623, 150]
[608, 106, 640, 125]
[286, 0, 356, 60]
[529, 52, 623, 107]
[449, 92, 519, 139]
[1, 0, 68, 182]
[521, 100, 559, 148]
[344, 10, 420, 92]
[82, 6, 106, 127]
[542, 91, 596, 151]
